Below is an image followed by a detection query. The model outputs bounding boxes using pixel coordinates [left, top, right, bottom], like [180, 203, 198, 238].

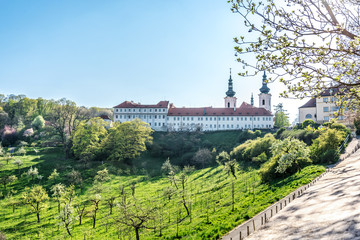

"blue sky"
[0, 0, 304, 121]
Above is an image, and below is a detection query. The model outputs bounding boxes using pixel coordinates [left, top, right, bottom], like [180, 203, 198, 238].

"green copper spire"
[251, 93, 254, 106]
[226, 68, 236, 97]
[259, 71, 270, 94]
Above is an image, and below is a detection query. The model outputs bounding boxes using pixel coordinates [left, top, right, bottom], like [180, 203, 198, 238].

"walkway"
[244, 138, 360, 240]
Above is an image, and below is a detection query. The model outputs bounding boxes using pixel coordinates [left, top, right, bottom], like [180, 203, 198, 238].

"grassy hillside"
[0, 144, 324, 239]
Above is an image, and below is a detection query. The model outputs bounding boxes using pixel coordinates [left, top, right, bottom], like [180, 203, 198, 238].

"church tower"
[224, 69, 237, 108]
[259, 71, 272, 112]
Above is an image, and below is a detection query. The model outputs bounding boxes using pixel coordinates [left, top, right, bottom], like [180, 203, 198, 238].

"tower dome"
[259, 71, 270, 94]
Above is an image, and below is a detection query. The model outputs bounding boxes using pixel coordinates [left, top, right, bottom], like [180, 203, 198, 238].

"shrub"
[260, 138, 311, 182]
[310, 129, 345, 164]
[319, 149, 339, 164]
[275, 127, 286, 139]
[231, 133, 275, 162]
[1, 126, 17, 147]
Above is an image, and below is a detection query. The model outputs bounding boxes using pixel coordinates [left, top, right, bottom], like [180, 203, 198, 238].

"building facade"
[299, 88, 347, 124]
[113, 71, 274, 131]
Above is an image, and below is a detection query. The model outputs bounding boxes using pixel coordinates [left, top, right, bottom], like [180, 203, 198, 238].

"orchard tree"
[22, 185, 49, 223]
[51, 183, 66, 213]
[57, 203, 76, 237]
[193, 148, 213, 168]
[230, 0, 360, 106]
[0, 175, 17, 189]
[101, 120, 153, 162]
[48, 169, 60, 183]
[117, 193, 157, 240]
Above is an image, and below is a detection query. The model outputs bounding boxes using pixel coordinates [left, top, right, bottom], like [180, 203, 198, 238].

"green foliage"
[31, 115, 45, 130]
[231, 133, 275, 162]
[260, 138, 311, 182]
[310, 129, 345, 164]
[216, 151, 230, 165]
[0, 147, 326, 239]
[302, 119, 316, 129]
[277, 129, 319, 145]
[101, 120, 153, 162]
[71, 117, 108, 159]
[274, 112, 290, 128]
[22, 185, 49, 223]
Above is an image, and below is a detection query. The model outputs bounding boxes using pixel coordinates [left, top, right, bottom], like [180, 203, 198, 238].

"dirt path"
[244, 138, 360, 240]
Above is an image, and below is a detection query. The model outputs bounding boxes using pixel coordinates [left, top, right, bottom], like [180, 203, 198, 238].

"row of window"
[170, 116, 272, 121]
[323, 106, 339, 112]
[115, 115, 166, 120]
[115, 115, 272, 121]
[169, 123, 271, 129]
[115, 108, 166, 113]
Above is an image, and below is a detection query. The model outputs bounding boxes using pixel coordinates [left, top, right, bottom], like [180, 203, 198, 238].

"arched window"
[305, 114, 312, 119]
[262, 99, 265, 105]
[228, 102, 230, 108]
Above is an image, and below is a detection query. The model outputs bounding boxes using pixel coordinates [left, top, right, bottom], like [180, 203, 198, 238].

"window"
[257, 117, 260, 121]
[241, 117, 243, 121]
[323, 107, 329, 112]
[154, 123, 157, 126]
[191, 117, 194, 120]
[262, 99, 265, 105]
[183, 117, 185, 121]
[115, 115, 118, 119]
[231, 117, 233, 121]
[231, 124, 233, 128]
[205, 117, 208, 121]
[155, 109, 157, 112]
[227, 124, 229, 128]
[228, 102, 230, 108]
[223, 117, 225, 121]
[250, 117, 252, 121]
[324, 116, 329, 120]
[245, 117, 247, 121]
[187, 117, 189, 121]
[150, 109, 152, 112]
[163, 109, 165, 112]
[323, 98, 328, 102]
[227, 117, 229, 121]
[210, 117, 212, 121]
[144, 109, 146, 112]
[163, 115, 165, 119]
[331, 106, 338, 111]
[133, 109, 135, 112]
[120, 115, 122, 119]
[305, 114, 312, 119]
[155, 115, 157, 119]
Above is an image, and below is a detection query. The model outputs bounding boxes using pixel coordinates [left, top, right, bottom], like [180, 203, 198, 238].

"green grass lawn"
[0, 147, 325, 240]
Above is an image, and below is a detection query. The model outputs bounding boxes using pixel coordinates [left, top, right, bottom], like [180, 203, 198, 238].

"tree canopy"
[230, 0, 360, 105]
[101, 120, 153, 162]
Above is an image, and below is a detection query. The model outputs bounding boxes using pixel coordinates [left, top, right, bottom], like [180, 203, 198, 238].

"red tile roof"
[113, 101, 169, 108]
[168, 102, 272, 116]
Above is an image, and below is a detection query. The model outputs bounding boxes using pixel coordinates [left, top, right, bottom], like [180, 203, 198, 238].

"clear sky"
[0, 0, 306, 122]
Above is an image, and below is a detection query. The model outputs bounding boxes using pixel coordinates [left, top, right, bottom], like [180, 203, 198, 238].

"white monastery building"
[113, 71, 274, 131]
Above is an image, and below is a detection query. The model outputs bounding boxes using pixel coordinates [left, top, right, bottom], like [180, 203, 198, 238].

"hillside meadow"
[0, 143, 325, 239]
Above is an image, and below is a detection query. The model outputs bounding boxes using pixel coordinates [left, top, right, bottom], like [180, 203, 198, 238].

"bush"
[275, 127, 286, 139]
[278, 129, 319, 145]
[31, 115, 45, 130]
[231, 133, 275, 162]
[302, 119, 316, 129]
[310, 129, 345, 164]
[260, 138, 311, 182]
[1, 126, 17, 147]
[319, 149, 339, 164]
